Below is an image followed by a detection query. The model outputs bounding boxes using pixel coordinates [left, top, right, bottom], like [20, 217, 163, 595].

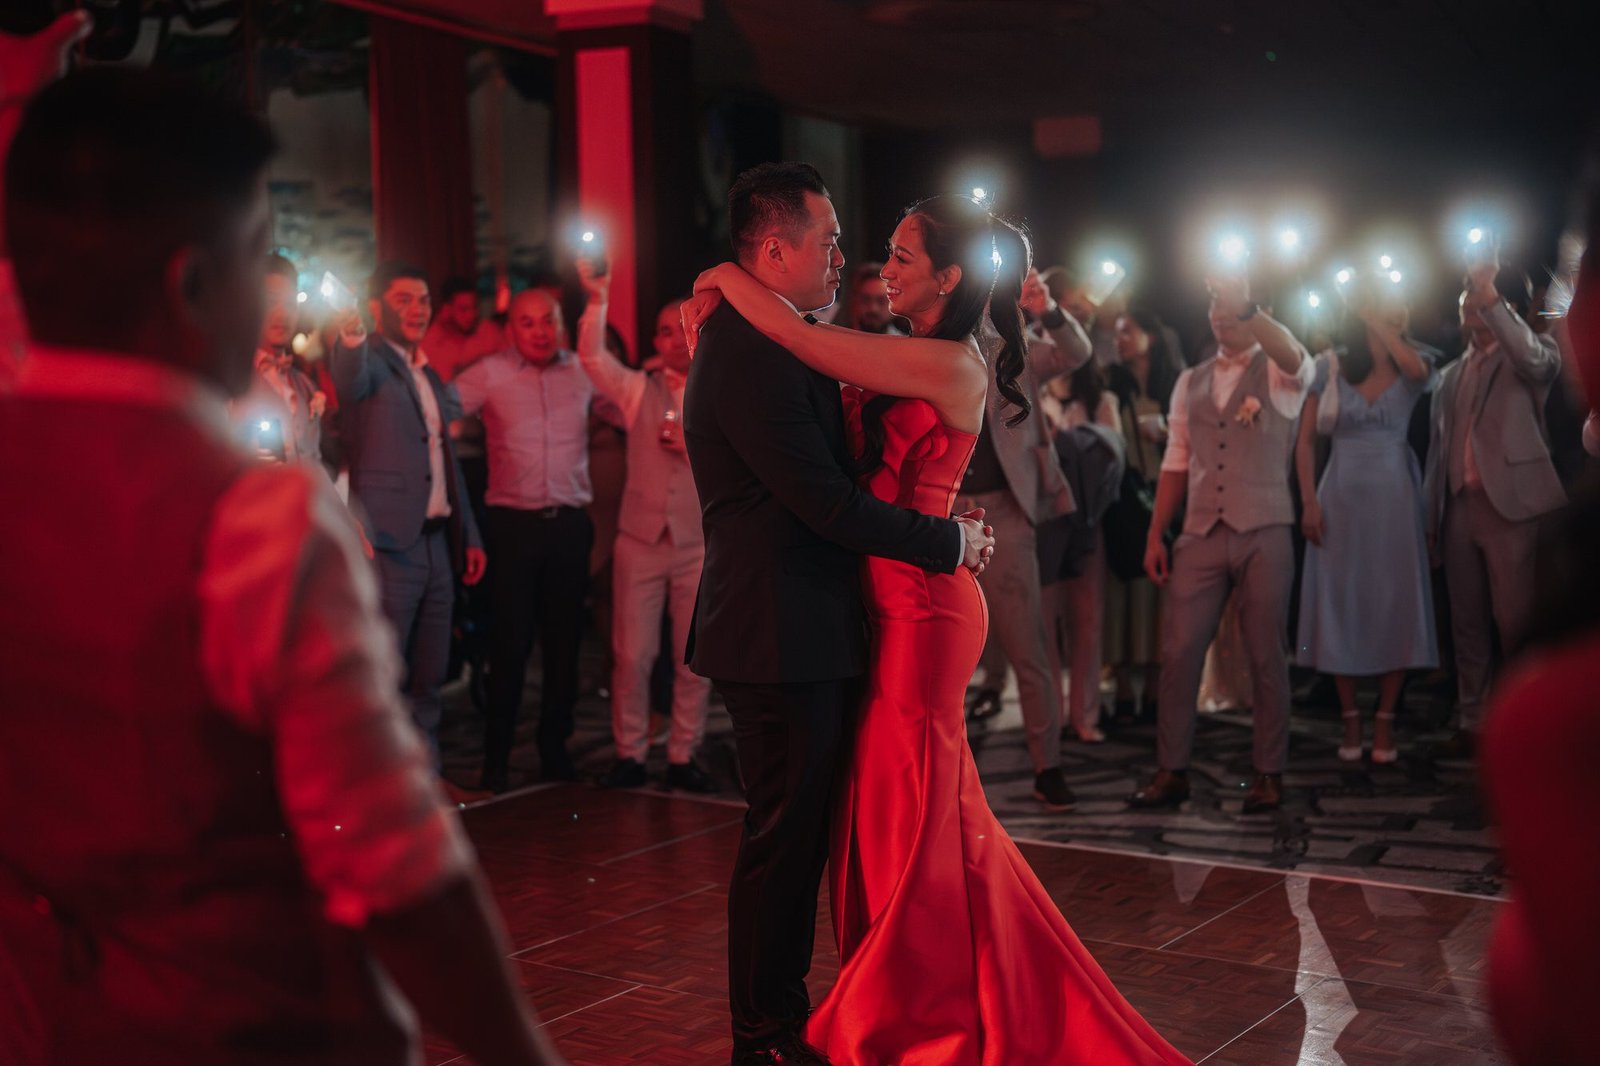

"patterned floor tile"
[462, 782, 744, 863]
[1204, 977, 1507, 1064]
[1163, 876, 1497, 998]
[1016, 843, 1284, 947]
[423, 960, 640, 1064]
[539, 985, 733, 1065]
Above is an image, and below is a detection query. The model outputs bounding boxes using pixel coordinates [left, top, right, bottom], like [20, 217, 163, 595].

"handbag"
[1102, 465, 1154, 582]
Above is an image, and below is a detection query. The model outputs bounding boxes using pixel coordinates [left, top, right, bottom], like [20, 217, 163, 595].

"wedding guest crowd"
[3, 15, 1591, 883]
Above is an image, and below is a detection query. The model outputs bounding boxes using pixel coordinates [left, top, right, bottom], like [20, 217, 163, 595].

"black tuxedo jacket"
[683, 304, 961, 684]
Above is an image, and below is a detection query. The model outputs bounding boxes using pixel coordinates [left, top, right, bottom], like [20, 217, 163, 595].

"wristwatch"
[1236, 302, 1260, 322]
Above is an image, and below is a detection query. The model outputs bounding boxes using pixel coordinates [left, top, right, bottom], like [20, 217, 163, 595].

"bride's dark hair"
[854, 195, 1034, 474]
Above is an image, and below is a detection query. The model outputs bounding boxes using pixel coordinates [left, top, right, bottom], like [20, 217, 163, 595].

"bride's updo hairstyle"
[903, 194, 1034, 427]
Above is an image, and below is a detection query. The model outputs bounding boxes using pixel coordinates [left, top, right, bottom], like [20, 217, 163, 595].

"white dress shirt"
[1161, 343, 1316, 473]
[1450, 341, 1501, 492]
[381, 338, 451, 519]
[14, 349, 472, 928]
[576, 301, 687, 426]
[453, 346, 625, 510]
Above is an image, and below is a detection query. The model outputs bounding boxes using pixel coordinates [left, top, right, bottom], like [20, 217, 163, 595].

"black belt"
[520, 505, 582, 520]
[421, 516, 450, 534]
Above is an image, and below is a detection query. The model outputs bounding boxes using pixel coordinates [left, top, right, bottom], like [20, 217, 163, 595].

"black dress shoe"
[1032, 768, 1077, 811]
[599, 757, 647, 789]
[966, 686, 1003, 721]
[731, 1034, 833, 1065]
[1432, 728, 1478, 761]
[1127, 769, 1189, 808]
[664, 760, 717, 794]
[1241, 773, 1283, 814]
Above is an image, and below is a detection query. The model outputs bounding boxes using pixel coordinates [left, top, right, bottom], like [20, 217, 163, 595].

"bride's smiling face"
[880, 216, 945, 320]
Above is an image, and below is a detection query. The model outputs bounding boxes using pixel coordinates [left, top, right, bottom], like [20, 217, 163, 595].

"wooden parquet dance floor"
[429, 784, 1506, 1065]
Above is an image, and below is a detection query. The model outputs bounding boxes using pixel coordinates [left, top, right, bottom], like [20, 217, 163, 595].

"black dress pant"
[484, 505, 594, 775]
[717, 675, 863, 1051]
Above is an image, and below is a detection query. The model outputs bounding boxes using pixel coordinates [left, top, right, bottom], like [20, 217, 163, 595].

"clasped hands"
[957, 509, 995, 575]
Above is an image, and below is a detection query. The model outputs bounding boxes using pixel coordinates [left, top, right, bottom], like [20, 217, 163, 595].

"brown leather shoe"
[1127, 769, 1189, 808]
[1241, 773, 1283, 814]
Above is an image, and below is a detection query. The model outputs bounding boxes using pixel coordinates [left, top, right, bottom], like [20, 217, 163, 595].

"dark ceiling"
[694, 0, 1595, 137]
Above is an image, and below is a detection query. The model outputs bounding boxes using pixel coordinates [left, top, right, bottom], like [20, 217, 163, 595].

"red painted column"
[553, 1, 701, 361]
[574, 46, 638, 355]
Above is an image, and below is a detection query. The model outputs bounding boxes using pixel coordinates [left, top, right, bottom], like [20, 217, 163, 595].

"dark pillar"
[368, 14, 475, 285]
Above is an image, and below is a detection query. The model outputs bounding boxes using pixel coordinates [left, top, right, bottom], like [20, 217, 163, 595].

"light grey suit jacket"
[978, 310, 1093, 523]
[1424, 301, 1566, 535]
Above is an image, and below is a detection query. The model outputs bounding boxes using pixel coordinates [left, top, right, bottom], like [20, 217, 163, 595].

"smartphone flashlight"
[320, 271, 357, 313]
[253, 417, 286, 462]
[1087, 259, 1127, 305]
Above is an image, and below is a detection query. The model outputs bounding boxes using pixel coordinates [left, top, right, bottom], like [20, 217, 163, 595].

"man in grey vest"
[1424, 252, 1565, 757]
[1130, 274, 1314, 814]
[575, 263, 716, 793]
[953, 267, 1093, 810]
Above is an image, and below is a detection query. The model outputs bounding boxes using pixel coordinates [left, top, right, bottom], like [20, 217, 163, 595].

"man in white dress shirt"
[1130, 275, 1314, 814]
[454, 289, 625, 791]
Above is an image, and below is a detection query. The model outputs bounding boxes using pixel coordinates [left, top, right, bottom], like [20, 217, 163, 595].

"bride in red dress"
[690, 195, 1189, 1065]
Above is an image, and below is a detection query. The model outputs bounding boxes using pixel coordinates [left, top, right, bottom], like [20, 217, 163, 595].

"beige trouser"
[957, 489, 1064, 773]
[611, 530, 711, 764]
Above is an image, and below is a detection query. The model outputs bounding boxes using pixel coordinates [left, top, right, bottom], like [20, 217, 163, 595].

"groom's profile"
[682, 162, 983, 1065]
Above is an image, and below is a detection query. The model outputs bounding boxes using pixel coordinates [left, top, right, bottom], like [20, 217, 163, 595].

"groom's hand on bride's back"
[955, 508, 995, 575]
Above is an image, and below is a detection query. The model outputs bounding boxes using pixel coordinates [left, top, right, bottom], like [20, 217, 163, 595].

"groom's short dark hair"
[728, 162, 830, 267]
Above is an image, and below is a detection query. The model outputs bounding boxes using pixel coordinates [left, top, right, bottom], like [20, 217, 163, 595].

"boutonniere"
[1234, 396, 1263, 427]
[310, 391, 328, 419]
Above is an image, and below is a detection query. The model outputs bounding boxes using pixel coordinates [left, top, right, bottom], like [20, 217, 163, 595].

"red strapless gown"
[805, 391, 1190, 1066]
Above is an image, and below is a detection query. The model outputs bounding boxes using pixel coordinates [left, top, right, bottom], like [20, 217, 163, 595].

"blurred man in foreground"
[0, 69, 562, 1065]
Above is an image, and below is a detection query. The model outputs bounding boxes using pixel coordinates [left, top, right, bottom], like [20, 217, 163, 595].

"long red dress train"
[805, 390, 1190, 1065]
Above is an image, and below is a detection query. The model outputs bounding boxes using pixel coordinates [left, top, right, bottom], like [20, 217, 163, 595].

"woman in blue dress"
[1296, 294, 1439, 763]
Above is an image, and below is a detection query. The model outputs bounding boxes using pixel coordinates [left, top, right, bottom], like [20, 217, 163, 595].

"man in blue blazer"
[331, 262, 485, 764]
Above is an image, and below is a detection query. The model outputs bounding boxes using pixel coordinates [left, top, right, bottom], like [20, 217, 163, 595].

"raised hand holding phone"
[1464, 228, 1500, 298]
[320, 271, 365, 344]
[576, 229, 608, 279]
[577, 256, 610, 302]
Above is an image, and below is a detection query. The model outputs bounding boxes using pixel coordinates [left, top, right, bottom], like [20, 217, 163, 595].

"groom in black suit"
[684, 163, 993, 1065]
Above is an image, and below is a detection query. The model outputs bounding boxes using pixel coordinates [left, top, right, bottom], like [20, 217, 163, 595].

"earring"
[938, 290, 947, 297]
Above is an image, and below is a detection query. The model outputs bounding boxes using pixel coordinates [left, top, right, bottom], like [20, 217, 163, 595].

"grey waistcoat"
[1183, 350, 1297, 536]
